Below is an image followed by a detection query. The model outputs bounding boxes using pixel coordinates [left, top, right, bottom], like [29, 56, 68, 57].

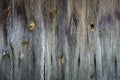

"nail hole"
[90, 24, 95, 30]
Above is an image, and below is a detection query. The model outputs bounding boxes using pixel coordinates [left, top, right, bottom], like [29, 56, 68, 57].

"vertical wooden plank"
[113, 0, 120, 80]
[66, 0, 88, 80]
[0, 0, 11, 80]
[9, 0, 45, 80]
[98, 0, 117, 80]
[41, 0, 62, 80]
[57, 0, 68, 80]
[86, 0, 100, 80]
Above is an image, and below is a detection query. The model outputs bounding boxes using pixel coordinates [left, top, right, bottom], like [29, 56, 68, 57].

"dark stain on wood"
[99, 13, 113, 30]
[1, 0, 10, 10]
[48, 8, 58, 22]
[3, 24, 8, 46]
[0, 0, 11, 24]
[48, 11, 54, 21]
[72, 8, 79, 27]
[90, 74, 95, 80]
[115, 56, 117, 79]
[15, 0, 25, 15]
[114, 10, 120, 20]
[44, 62, 45, 80]
[94, 54, 97, 80]
[18, 52, 21, 64]
[67, 8, 78, 46]
[78, 55, 80, 67]
[31, 50, 36, 72]
[86, 32, 89, 47]
[51, 55, 53, 64]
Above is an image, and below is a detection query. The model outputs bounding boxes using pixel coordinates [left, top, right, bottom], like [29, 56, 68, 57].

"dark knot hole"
[90, 24, 95, 30]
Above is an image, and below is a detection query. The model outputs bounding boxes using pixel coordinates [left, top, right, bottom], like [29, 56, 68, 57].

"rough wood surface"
[0, 0, 119, 80]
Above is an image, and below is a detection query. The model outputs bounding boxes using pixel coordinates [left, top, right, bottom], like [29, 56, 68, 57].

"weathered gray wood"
[0, 0, 120, 80]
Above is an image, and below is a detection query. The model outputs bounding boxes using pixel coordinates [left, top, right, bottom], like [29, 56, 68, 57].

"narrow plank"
[113, 0, 120, 80]
[0, 0, 11, 80]
[98, 0, 117, 80]
[41, 0, 62, 80]
[86, 0, 100, 80]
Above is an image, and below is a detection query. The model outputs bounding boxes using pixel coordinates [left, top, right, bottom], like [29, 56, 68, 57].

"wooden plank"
[0, 0, 11, 80]
[113, 0, 120, 80]
[98, 0, 117, 80]
[86, 0, 99, 80]
[66, 0, 87, 80]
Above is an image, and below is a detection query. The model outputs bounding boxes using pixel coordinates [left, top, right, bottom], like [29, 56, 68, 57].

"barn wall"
[0, 0, 119, 80]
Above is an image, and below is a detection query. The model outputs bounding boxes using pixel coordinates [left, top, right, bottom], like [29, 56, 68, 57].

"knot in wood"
[29, 22, 35, 30]
[22, 39, 29, 48]
[90, 23, 96, 31]
[61, 55, 64, 64]
[7, 5, 11, 12]
[48, 8, 58, 22]
[2, 49, 10, 58]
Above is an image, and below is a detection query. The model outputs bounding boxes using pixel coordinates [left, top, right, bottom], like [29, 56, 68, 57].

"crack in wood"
[10, 43, 15, 80]
[115, 56, 117, 80]
[44, 56, 45, 80]
[78, 53, 80, 67]
[51, 55, 53, 65]
[3, 24, 8, 46]
[94, 54, 97, 80]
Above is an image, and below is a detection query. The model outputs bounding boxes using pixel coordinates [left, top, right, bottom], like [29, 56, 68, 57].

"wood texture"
[0, 0, 119, 80]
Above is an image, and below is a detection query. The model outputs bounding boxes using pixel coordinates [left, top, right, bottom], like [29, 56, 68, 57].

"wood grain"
[0, 0, 119, 80]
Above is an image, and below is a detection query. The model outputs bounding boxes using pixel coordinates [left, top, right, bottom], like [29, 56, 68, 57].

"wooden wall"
[0, 0, 120, 80]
